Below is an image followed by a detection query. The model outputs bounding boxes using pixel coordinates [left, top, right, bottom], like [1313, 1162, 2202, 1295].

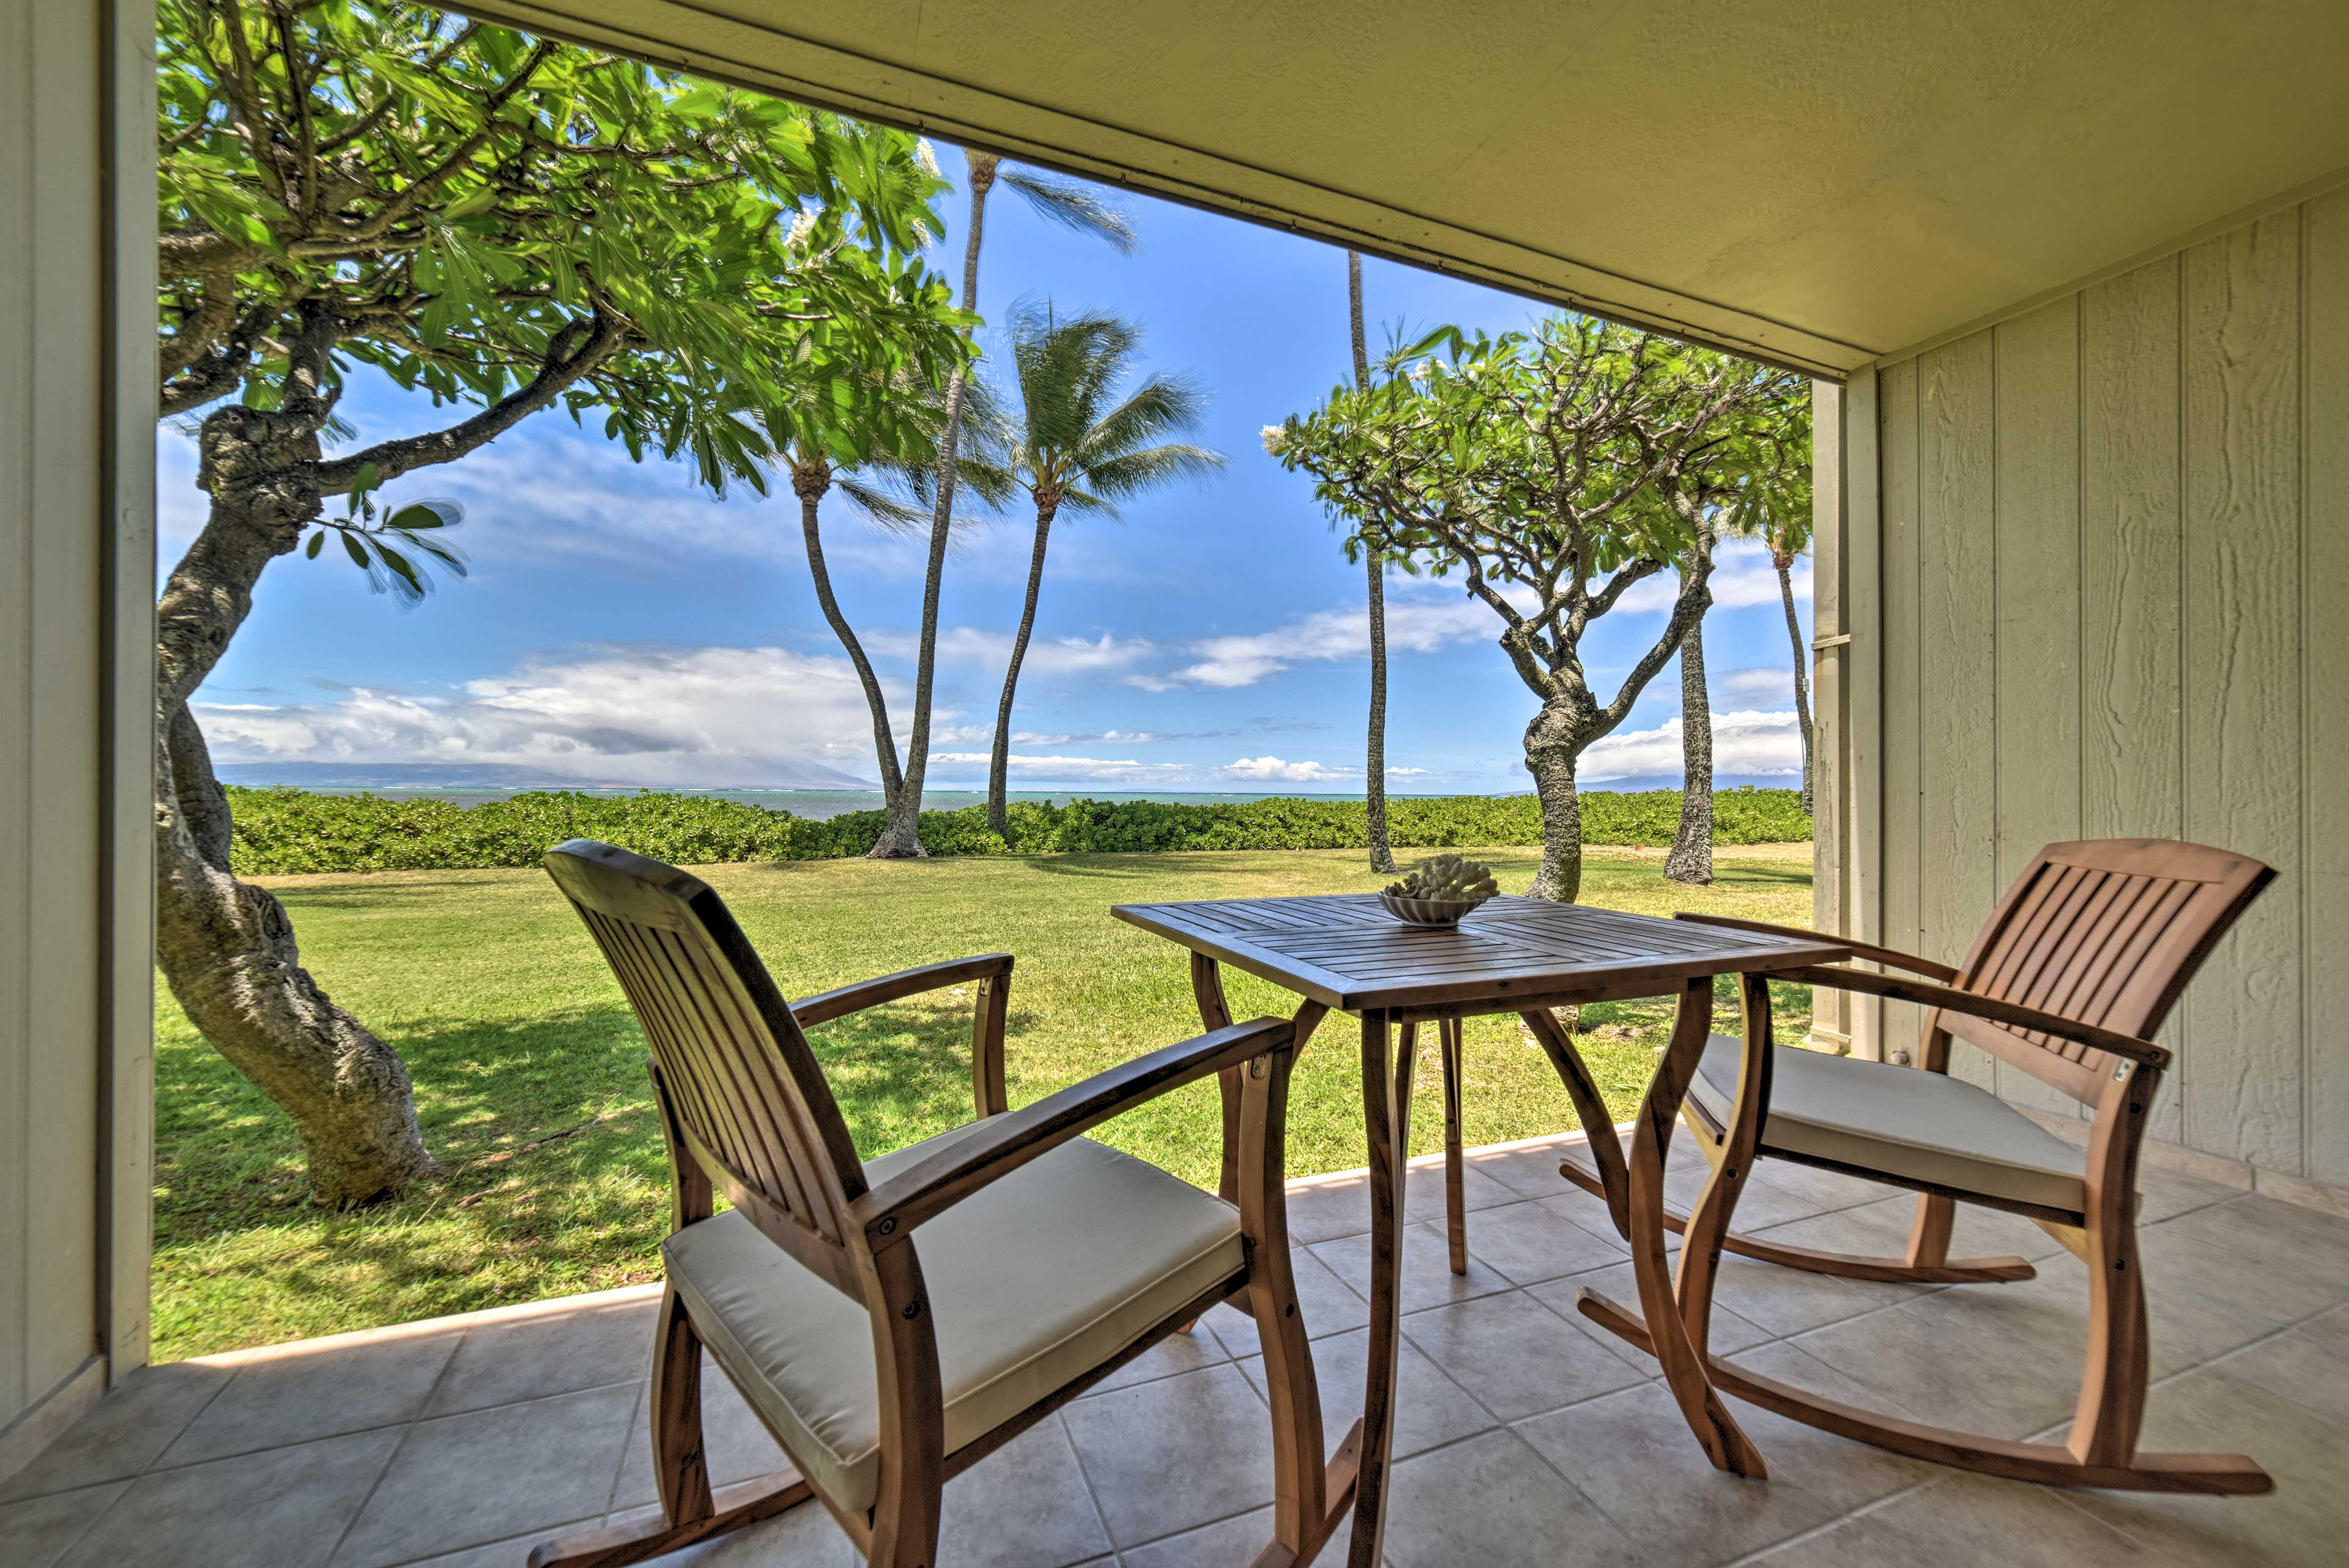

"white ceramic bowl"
[1378, 891, 1491, 927]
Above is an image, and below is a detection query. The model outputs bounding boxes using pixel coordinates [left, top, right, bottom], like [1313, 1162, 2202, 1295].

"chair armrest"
[1771, 964, 2170, 1068]
[1672, 913, 1959, 982]
[848, 1015, 1296, 1247]
[791, 953, 1014, 1028]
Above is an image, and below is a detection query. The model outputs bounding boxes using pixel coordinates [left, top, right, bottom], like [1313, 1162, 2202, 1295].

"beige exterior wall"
[1834, 189, 2349, 1203]
[0, 0, 155, 1474]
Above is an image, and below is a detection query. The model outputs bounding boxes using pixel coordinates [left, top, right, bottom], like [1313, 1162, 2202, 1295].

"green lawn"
[153, 843, 1815, 1358]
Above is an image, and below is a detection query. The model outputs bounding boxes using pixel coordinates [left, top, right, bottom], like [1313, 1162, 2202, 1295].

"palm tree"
[1663, 553, 1716, 886]
[983, 302, 1223, 834]
[1769, 514, 1816, 816]
[878, 151, 1139, 856]
[1349, 251, 1400, 875]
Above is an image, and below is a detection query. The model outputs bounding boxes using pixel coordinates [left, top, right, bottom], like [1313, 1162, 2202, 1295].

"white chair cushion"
[1688, 1036, 2090, 1214]
[663, 1118, 1245, 1515]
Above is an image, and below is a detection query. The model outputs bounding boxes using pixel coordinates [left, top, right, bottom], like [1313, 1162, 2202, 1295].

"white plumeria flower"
[915, 139, 940, 178]
[785, 208, 818, 249]
[1260, 423, 1287, 455]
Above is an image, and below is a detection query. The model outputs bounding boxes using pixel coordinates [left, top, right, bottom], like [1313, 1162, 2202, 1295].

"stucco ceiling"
[469, 0, 2349, 377]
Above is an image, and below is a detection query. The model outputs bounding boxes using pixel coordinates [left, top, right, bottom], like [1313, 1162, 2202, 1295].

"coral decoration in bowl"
[1377, 854, 1501, 927]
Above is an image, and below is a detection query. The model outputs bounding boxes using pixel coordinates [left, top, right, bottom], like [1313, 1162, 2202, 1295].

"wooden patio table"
[1111, 891, 1849, 1566]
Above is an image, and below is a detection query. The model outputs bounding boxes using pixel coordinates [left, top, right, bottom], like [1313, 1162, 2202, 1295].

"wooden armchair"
[533, 841, 1358, 1568]
[1578, 837, 2278, 1495]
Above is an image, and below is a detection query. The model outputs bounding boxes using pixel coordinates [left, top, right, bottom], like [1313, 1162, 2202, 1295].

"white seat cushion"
[663, 1118, 1245, 1514]
[1688, 1036, 2090, 1215]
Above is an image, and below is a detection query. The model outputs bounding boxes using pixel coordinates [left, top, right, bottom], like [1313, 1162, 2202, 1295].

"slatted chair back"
[545, 839, 869, 1290]
[1929, 838, 2275, 1103]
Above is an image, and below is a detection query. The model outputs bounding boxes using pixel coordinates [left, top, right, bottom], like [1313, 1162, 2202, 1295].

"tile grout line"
[321, 1322, 478, 1568]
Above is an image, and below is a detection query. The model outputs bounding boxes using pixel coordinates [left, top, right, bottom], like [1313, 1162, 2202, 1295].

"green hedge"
[223, 786, 1813, 875]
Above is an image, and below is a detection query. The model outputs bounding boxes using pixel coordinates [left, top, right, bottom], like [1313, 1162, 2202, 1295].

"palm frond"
[1081, 372, 1211, 464]
[1080, 442, 1225, 503]
[1000, 168, 1140, 254]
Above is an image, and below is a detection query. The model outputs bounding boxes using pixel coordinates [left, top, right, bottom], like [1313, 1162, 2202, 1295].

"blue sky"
[166, 146, 1811, 797]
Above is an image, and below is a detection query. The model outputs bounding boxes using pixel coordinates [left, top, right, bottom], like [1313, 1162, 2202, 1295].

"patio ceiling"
[464, 0, 2349, 377]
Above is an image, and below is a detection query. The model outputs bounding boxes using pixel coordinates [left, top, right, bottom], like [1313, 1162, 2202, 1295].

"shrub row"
[223, 786, 1813, 875]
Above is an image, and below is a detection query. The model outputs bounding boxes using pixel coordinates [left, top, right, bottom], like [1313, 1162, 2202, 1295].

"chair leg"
[1440, 1017, 1467, 1276]
[1906, 1192, 1956, 1269]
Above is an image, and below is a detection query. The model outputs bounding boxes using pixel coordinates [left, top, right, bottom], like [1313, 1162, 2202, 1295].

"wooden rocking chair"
[1576, 836, 2279, 1495]
[532, 841, 1358, 1568]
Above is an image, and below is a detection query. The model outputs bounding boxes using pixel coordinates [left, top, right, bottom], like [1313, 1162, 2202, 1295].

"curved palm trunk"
[1776, 544, 1815, 817]
[795, 464, 906, 801]
[1349, 251, 1399, 875]
[1666, 607, 1715, 885]
[985, 502, 1056, 836]
[877, 152, 998, 857]
[154, 406, 438, 1207]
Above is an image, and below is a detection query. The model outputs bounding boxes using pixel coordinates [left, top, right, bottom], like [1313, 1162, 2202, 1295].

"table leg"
[1439, 1017, 1466, 1276]
[1345, 1010, 1415, 1568]
[1521, 1006, 1633, 1238]
[1191, 953, 1241, 1205]
[1577, 976, 1767, 1479]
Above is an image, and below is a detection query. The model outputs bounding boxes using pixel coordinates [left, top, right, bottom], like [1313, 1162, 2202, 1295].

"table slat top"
[1111, 894, 1849, 1015]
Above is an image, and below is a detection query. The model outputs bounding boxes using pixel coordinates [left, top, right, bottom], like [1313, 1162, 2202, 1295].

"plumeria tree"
[155, 0, 966, 1204]
[1272, 317, 1805, 901]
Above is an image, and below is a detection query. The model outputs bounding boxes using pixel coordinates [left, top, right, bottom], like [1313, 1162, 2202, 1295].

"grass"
[153, 843, 1816, 1359]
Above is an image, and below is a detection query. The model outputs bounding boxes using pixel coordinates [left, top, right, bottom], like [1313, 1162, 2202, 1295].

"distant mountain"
[215, 760, 881, 792]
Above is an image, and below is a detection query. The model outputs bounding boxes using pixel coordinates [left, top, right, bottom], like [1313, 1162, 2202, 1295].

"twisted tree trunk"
[795, 459, 907, 804]
[1523, 700, 1589, 903]
[156, 404, 439, 1208]
[1666, 609, 1715, 885]
[985, 498, 1056, 838]
[878, 150, 998, 857]
[1775, 543, 1815, 817]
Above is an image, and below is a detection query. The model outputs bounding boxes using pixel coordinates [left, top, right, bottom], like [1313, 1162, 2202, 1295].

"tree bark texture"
[1523, 700, 1589, 903]
[985, 500, 1056, 837]
[1666, 608, 1715, 885]
[1776, 548, 1815, 817]
[155, 405, 439, 1207]
[878, 150, 996, 857]
[796, 463, 907, 804]
[1349, 251, 1398, 875]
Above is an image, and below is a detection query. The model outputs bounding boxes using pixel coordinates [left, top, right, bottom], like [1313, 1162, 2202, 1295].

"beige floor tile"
[2137, 1225, 2340, 1377]
[1463, 1137, 1584, 1200]
[2104, 1364, 2349, 1523]
[934, 1419, 1112, 1568]
[1282, 1173, 1374, 1245]
[58, 1428, 398, 1568]
[612, 1362, 787, 1512]
[1379, 1429, 1633, 1568]
[1513, 1380, 1843, 1561]
[1448, 1195, 1628, 1285]
[0, 1481, 127, 1568]
[1115, 1503, 1348, 1568]
[1787, 1280, 2084, 1441]
[395, 1517, 607, 1568]
[2203, 1303, 2349, 1425]
[1705, 1230, 1931, 1339]
[1710, 1340, 1943, 1513]
[422, 1296, 656, 1417]
[1748, 1473, 2143, 1567]
[1400, 1158, 1523, 1229]
[160, 1325, 463, 1467]
[1663, 1162, 1830, 1232]
[601, 1499, 856, 1566]
[2131, 1163, 2246, 1225]
[1079, 1315, 1231, 1397]
[1202, 1246, 1370, 1358]
[1739, 1159, 1901, 1214]
[1401, 1290, 1646, 1421]
[1236, 1325, 1498, 1463]
[0, 1359, 231, 1501]
[334, 1381, 639, 1567]
[2160, 1195, 2349, 1301]
[1523, 1259, 1774, 1367]
[2069, 1483, 2348, 1567]
[1059, 1363, 1275, 1547]
[1310, 1223, 1515, 1316]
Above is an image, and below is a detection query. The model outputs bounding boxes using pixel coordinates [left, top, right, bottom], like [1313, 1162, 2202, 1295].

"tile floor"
[6, 1127, 2345, 1567]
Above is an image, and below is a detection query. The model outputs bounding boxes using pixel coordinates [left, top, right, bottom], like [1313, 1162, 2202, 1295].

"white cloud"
[1219, 755, 1357, 782]
[1715, 664, 1795, 703]
[878, 627, 1156, 678]
[1617, 539, 1809, 614]
[1578, 709, 1805, 782]
[1386, 766, 1430, 776]
[195, 644, 900, 787]
[1164, 583, 1504, 689]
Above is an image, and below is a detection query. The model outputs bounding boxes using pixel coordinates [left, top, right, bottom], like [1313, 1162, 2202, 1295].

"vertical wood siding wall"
[0, 0, 154, 1464]
[1859, 192, 2349, 1191]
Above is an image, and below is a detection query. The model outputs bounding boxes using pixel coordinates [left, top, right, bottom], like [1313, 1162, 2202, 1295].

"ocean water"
[286, 786, 1426, 822]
